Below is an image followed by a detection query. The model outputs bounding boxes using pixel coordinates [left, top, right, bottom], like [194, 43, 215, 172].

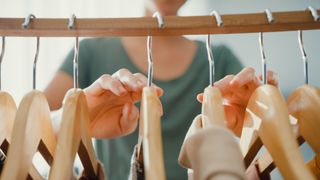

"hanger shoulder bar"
[0, 10, 319, 37]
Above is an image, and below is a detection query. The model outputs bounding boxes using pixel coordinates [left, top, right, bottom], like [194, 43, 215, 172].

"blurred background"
[1, 0, 319, 179]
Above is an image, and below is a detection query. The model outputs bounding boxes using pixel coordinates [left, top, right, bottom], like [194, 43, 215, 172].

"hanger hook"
[0, 37, 5, 91]
[296, 6, 318, 85]
[206, 10, 223, 86]
[298, 30, 308, 84]
[307, 6, 320, 22]
[259, 9, 274, 85]
[22, 14, 36, 29]
[147, 11, 164, 87]
[68, 14, 76, 30]
[68, 14, 79, 89]
[22, 14, 40, 90]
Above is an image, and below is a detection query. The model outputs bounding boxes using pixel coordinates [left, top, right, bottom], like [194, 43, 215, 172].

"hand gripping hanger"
[137, 11, 166, 180]
[239, 9, 315, 180]
[49, 14, 103, 180]
[201, 10, 225, 128]
[257, 7, 320, 178]
[240, 9, 273, 166]
[1, 14, 56, 180]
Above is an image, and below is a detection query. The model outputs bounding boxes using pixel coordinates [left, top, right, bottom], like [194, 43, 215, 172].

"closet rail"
[0, 9, 319, 37]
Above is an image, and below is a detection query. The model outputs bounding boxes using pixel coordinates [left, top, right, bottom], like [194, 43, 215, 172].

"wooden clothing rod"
[0, 9, 320, 37]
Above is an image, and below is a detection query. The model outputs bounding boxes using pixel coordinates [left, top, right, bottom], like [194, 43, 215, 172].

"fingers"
[230, 67, 260, 88]
[133, 73, 164, 96]
[119, 103, 139, 136]
[85, 69, 163, 100]
[112, 69, 144, 91]
[213, 75, 235, 95]
[259, 70, 278, 87]
[197, 93, 203, 103]
[85, 74, 127, 96]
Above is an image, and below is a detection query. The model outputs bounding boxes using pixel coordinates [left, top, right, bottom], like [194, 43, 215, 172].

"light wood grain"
[201, 86, 225, 128]
[0, 9, 319, 37]
[1, 90, 56, 180]
[49, 89, 99, 180]
[0, 92, 16, 153]
[140, 87, 165, 180]
[243, 85, 315, 180]
[288, 85, 320, 153]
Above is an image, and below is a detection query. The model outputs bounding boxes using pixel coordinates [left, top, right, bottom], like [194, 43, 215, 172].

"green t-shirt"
[60, 37, 242, 180]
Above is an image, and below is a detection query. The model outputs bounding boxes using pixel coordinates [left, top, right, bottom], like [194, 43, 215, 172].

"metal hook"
[307, 6, 320, 22]
[33, 37, 40, 90]
[22, 14, 39, 89]
[298, 30, 308, 84]
[206, 10, 223, 86]
[68, 14, 76, 30]
[259, 9, 274, 85]
[68, 14, 79, 89]
[147, 12, 164, 87]
[0, 37, 5, 90]
[297, 6, 320, 85]
[22, 14, 36, 29]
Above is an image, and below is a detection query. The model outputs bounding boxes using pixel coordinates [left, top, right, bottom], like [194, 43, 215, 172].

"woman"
[45, 0, 278, 179]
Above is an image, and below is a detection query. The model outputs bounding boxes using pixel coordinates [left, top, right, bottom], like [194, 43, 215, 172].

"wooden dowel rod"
[0, 9, 319, 37]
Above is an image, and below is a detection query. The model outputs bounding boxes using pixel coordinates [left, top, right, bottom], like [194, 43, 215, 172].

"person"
[44, 0, 278, 179]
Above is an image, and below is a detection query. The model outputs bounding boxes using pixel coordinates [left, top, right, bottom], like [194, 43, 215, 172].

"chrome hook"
[147, 12, 164, 87]
[298, 30, 308, 84]
[206, 10, 223, 86]
[259, 9, 274, 85]
[69, 14, 79, 89]
[22, 14, 40, 90]
[22, 14, 36, 29]
[307, 6, 320, 22]
[0, 37, 5, 90]
[68, 14, 76, 30]
[33, 37, 40, 90]
[296, 6, 319, 84]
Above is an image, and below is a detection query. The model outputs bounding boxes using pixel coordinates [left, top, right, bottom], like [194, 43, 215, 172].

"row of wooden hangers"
[0, 7, 319, 180]
[133, 9, 320, 180]
[173, 8, 320, 180]
[0, 15, 103, 180]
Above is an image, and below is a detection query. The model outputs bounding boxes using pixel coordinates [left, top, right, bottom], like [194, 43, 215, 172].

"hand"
[83, 69, 163, 139]
[197, 67, 278, 136]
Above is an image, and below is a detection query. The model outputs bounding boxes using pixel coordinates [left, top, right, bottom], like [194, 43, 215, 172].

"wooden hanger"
[49, 89, 101, 180]
[254, 85, 320, 178]
[0, 90, 56, 180]
[0, 36, 44, 179]
[288, 84, 320, 178]
[288, 85, 320, 154]
[0, 92, 16, 155]
[136, 87, 165, 180]
[201, 86, 226, 128]
[250, 29, 320, 178]
[241, 84, 315, 179]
